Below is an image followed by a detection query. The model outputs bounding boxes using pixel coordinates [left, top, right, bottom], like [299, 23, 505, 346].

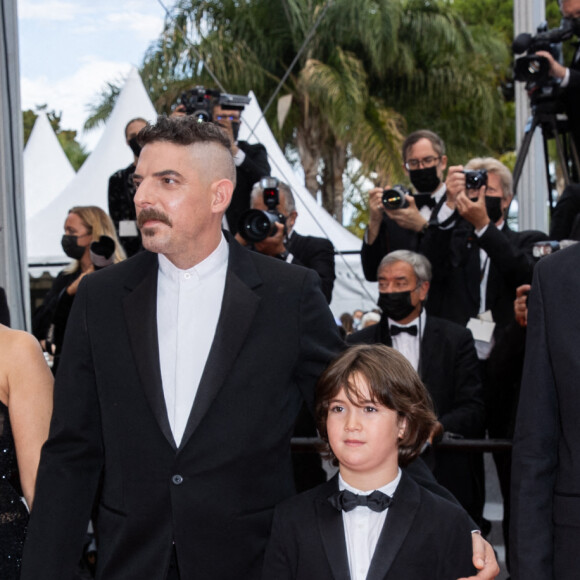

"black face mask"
[128, 136, 142, 158]
[231, 121, 241, 142]
[377, 291, 417, 322]
[61, 235, 86, 260]
[408, 166, 441, 193]
[485, 196, 504, 223]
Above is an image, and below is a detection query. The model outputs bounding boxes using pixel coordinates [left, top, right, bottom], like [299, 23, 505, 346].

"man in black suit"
[536, 0, 580, 158]
[108, 117, 148, 257]
[423, 156, 547, 549]
[347, 250, 485, 524]
[237, 179, 336, 303]
[510, 242, 580, 580]
[211, 103, 271, 234]
[20, 116, 343, 580]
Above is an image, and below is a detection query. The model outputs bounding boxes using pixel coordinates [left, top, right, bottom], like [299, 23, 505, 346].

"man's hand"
[456, 187, 490, 231]
[535, 50, 567, 80]
[254, 222, 286, 257]
[366, 187, 387, 244]
[457, 533, 500, 580]
[514, 284, 531, 328]
[445, 165, 466, 209]
[385, 195, 427, 233]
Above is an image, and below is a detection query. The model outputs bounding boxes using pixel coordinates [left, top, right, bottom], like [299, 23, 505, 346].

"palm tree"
[85, 0, 510, 223]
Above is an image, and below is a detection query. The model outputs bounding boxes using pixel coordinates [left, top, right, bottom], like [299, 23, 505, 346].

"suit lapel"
[123, 253, 177, 449]
[315, 476, 352, 580]
[418, 317, 437, 382]
[178, 238, 262, 450]
[366, 472, 420, 580]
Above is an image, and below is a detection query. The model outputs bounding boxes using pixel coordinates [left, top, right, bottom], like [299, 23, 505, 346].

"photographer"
[533, 0, 580, 154]
[108, 117, 148, 257]
[236, 179, 336, 303]
[361, 130, 456, 285]
[173, 88, 270, 233]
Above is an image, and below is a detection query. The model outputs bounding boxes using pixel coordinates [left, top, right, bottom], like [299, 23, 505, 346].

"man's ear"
[212, 179, 234, 213]
[398, 417, 408, 440]
[418, 281, 430, 302]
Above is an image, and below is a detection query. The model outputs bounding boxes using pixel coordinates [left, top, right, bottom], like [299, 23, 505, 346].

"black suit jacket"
[226, 140, 270, 234]
[511, 242, 580, 580]
[422, 220, 548, 331]
[286, 231, 336, 303]
[347, 316, 484, 520]
[262, 471, 476, 580]
[21, 236, 344, 580]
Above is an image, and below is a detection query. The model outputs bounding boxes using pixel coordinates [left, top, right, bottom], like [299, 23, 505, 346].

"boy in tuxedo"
[262, 344, 478, 580]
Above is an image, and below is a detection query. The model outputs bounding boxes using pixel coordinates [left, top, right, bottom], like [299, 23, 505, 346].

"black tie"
[328, 489, 393, 513]
[390, 324, 418, 337]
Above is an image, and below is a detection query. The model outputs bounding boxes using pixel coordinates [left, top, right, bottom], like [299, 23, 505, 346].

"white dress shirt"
[156, 235, 229, 446]
[389, 310, 426, 372]
[340, 470, 402, 580]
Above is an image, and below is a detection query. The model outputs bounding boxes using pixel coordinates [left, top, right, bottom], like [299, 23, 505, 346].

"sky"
[18, 0, 168, 151]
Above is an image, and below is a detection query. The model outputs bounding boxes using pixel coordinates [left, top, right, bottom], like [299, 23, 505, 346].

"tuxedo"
[421, 219, 547, 331]
[225, 140, 271, 234]
[286, 231, 335, 303]
[262, 471, 476, 580]
[348, 316, 485, 522]
[511, 243, 580, 579]
[20, 235, 344, 580]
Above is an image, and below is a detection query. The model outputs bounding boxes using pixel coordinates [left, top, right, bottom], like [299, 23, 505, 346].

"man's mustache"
[137, 209, 173, 229]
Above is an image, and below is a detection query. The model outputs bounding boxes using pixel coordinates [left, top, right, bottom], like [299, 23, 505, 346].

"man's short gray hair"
[251, 180, 296, 213]
[378, 250, 432, 284]
[465, 157, 513, 200]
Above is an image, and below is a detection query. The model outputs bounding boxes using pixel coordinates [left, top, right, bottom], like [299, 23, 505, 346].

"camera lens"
[382, 185, 410, 210]
[237, 210, 279, 242]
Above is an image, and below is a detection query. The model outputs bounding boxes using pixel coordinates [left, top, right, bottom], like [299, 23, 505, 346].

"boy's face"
[326, 374, 405, 488]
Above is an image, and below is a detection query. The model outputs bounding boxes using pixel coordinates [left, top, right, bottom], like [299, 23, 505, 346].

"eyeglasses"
[405, 156, 441, 171]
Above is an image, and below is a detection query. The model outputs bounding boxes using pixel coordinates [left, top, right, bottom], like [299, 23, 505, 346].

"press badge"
[467, 311, 495, 343]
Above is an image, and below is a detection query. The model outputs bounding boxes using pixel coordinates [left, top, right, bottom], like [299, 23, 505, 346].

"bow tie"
[328, 489, 393, 513]
[414, 193, 437, 210]
[390, 324, 418, 337]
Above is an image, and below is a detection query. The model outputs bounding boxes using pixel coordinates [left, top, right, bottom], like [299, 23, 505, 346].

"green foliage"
[23, 106, 88, 171]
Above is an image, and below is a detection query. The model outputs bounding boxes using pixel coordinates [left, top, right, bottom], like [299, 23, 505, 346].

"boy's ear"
[398, 417, 408, 439]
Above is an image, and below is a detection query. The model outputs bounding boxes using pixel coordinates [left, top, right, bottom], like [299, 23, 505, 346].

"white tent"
[24, 112, 76, 220]
[238, 93, 377, 316]
[27, 67, 157, 275]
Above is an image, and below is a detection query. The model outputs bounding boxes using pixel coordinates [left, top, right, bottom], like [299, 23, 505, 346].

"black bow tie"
[390, 324, 418, 337]
[328, 489, 393, 513]
[414, 193, 437, 210]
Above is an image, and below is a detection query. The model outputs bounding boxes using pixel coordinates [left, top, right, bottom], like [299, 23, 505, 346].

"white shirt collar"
[338, 468, 402, 497]
[157, 234, 229, 283]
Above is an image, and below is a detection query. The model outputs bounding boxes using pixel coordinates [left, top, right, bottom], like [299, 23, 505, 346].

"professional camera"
[464, 169, 488, 190]
[382, 185, 411, 210]
[513, 20, 574, 92]
[178, 86, 251, 122]
[237, 177, 287, 242]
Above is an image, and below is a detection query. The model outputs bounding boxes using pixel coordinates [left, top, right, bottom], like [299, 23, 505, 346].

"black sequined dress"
[0, 400, 28, 578]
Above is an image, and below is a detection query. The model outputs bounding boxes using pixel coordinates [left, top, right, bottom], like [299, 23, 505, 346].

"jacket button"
[172, 474, 183, 485]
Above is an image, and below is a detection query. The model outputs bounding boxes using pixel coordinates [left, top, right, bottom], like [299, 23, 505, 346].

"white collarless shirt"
[340, 470, 401, 580]
[156, 235, 228, 446]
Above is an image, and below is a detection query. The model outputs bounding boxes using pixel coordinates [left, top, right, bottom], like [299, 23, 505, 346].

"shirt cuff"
[561, 67, 570, 88]
[233, 147, 246, 166]
[474, 223, 490, 237]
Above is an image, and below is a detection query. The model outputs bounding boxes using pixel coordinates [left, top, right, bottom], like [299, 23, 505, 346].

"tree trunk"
[296, 126, 320, 198]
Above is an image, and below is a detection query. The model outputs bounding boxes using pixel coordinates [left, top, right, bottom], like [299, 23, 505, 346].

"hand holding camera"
[455, 169, 491, 231]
